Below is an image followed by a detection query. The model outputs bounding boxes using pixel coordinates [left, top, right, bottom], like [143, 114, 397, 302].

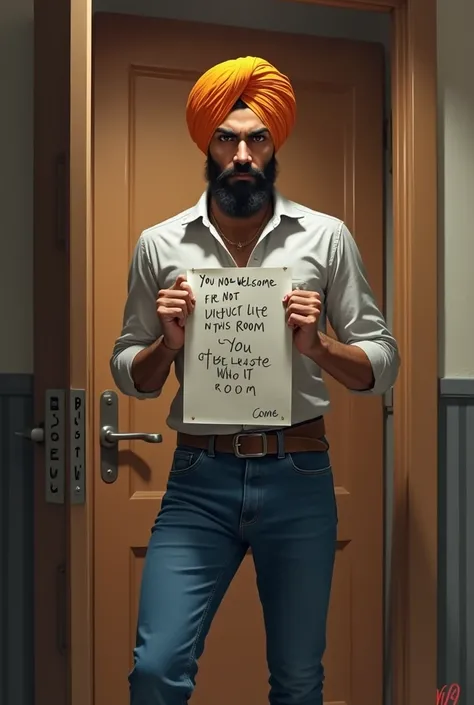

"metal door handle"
[15, 425, 45, 443]
[100, 425, 162, 448]
[100, 390, 163, 484]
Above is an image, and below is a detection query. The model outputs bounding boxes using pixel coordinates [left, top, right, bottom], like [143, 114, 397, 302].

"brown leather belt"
[177, 417, 327, 458]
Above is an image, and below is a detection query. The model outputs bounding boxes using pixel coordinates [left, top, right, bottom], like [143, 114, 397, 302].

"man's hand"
[283, 289, 322, 357]
[284, 288, 376, 390]
[157, 275, 195, 351]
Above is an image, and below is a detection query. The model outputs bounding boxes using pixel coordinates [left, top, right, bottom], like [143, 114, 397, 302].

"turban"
[186, 56, 296, 154]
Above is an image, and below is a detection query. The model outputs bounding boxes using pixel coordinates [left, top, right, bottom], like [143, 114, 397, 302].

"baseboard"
[439, 377, 474, 397]
[0, 372, 33, 396]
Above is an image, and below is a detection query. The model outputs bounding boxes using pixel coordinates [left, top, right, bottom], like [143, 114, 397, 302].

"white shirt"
[110, 191, 400, 435]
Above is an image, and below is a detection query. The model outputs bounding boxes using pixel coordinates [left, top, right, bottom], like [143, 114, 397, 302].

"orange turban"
[186, 56, 296, 154]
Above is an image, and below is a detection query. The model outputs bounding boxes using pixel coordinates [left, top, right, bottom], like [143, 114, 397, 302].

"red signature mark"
[437, 683, 461, 705]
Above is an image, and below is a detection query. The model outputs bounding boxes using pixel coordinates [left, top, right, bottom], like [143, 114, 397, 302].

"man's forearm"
[131, 337, 180, 393]
[308, 333, 375, 391]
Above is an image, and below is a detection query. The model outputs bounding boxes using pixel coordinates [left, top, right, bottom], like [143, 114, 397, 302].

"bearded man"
[111, 55, 399, 705]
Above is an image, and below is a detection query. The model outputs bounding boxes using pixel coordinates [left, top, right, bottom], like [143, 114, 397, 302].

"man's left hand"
[283, 289, 323, 357]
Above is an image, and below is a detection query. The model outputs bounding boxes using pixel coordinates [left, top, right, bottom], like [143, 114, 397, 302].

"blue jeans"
[129, 443, 337, 705]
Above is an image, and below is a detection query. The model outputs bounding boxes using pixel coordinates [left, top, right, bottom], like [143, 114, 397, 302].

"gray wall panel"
[0, 374, 34, 705]
[438, 379, 474, 700]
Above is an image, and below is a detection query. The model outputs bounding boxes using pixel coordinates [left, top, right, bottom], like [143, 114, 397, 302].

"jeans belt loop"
[276, 430, 285, 459]
[207, 435, 216, 458]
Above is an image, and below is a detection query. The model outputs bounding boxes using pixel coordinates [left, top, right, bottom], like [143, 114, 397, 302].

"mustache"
[217, 163, 266, 183]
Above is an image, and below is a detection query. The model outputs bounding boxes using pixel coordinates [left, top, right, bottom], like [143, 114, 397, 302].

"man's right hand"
[156, 275, 195, 351]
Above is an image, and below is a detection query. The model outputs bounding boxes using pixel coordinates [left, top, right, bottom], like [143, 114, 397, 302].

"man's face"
[206, 107, 278, 218]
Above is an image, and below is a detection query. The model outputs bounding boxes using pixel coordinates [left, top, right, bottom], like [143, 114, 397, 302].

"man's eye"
[218, 134, 235, 142]
[252, 135, 266, 142]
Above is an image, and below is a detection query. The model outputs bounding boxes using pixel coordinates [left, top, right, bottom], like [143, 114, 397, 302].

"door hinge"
[384, 387, 394, 415]
[383, 114, 393, 175]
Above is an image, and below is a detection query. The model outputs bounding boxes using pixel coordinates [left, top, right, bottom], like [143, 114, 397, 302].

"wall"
[438, 0, 474, 379]
[0, 0, 33, 374]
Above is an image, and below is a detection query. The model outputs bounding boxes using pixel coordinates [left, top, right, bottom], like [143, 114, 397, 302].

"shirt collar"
[181, 190, 304, 227]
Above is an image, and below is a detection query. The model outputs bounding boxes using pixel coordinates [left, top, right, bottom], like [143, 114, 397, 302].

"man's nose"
[233, 139, 252, 164]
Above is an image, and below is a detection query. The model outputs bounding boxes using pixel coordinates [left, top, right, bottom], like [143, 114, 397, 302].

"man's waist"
[176, 416, 327, 458]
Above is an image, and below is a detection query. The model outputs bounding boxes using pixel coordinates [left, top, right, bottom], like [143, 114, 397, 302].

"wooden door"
[93, 13, 385, 705]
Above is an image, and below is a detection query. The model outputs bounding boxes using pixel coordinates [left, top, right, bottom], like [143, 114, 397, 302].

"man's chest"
[156, 226, 331, 305]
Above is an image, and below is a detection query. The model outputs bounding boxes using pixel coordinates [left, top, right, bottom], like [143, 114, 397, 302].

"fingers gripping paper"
[183, 268, 293, 426]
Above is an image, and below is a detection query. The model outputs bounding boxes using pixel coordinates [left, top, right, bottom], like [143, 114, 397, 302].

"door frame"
[33, 0, 437, 704]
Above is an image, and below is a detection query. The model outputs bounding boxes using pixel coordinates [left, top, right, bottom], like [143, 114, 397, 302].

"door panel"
[93, 13, 384, 704]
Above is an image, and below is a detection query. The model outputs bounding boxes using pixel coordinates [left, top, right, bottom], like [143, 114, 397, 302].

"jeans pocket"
[169, 446, 205, 476]
[286, 450, 332, 475]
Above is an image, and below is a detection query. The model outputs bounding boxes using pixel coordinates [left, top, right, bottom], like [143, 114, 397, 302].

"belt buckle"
[233, 432, 268, 458]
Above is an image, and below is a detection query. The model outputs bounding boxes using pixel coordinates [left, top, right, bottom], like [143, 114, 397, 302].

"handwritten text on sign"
[183, 268, 292, 426]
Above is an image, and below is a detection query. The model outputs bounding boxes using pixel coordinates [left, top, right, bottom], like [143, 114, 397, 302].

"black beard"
[205, 153, 278, 218]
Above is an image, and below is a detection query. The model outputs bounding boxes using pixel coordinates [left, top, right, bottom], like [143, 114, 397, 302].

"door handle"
[15, 390, 67, 504]
[100, 390, 162, 484]
[15, 425, 45, 443]
[100, 425, 162, 448]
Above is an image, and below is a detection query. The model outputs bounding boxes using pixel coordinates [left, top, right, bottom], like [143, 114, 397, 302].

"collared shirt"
[111, 191, 400, 435]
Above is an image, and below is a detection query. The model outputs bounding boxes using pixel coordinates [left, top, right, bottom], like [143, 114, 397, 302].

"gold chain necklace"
[210, 209, 269, 251]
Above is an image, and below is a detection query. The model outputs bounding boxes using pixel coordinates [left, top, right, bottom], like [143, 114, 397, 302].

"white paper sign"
[183, 267, 293, 426]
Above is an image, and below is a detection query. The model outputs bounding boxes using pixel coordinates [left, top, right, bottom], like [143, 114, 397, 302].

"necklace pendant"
[237, 242, 243, 250]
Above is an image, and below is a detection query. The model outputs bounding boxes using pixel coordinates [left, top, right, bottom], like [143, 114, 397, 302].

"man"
[111, 56, 399, 705]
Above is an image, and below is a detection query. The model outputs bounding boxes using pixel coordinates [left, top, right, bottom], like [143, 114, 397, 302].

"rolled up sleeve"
[325, 222, 400, 396]
[110, 235, 163, 399]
